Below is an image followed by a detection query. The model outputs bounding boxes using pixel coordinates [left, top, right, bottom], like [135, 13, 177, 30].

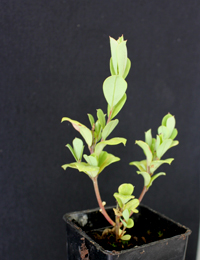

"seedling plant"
[61, 35, 179, 242]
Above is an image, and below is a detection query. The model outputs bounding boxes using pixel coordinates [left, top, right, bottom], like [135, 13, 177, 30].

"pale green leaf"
[72, 138, 84, 161]
[158, 126, 170, 139]
[166, 116, 175, 137]
[109, 57, 116, 75]
[61, 117, 86, 132]
[109, 36, 118, 74]
[61, 162, 99, 178]
[156, 139, 173, 159]
[145, 129, 152, 148]
[94, 120, 101, 142]
[162, 113, 172, 126]
[103, 75, 127, 108]
[117, 35, 124, 43]
[150, 158, 174, 174]
[135, 140, 153, 163]
[122, 58, 131, 79]
[129, 160, 147, 171]
[118, 183, 134, 196]
[126, 218, 134, 229]
[102, 119, 119, 140]
[117, 41, 127, 76]
[98, 151, 120, 173]
[137, 171, 151, 187]
[121, 234, 131, 241]
[79, 126, 93, 147]
[148, 172, 166, 188]
[97, 109, 105, 129]
[122, 209, 129, 222]
[170, 140, 179, 148]
[95, 137, 127, 156]
[170, 128, 178, 140]
[124, 199, 139, 212]
[108, 94, 127, 120]
[83, 154, 98, 167]
[87, 114, 95, 128]
[114, 192, 134, 205]
[66, 144, 78, 161]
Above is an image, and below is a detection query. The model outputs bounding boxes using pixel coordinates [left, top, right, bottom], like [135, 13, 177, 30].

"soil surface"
[87, 224, 171, 251]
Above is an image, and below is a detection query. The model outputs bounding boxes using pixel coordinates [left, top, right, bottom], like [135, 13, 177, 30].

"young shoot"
[61, 35, 132, 228]
[130, 113, 179, 203]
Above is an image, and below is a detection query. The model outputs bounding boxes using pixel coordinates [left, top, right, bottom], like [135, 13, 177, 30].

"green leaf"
[110, 57, 116, 75]
[145, 129, 152, 148]
[129, 160, 147, 171]
[61, 162, 100, 178]
[122, 58, 131, 79]
[122, 209, 129, 222]
[61, 117, 92, 146]
[83, 154, 98, 167]
[95, 137, 127, 156]
[170, 140, 179, 148]
[137, 171, 151, 187]
[124, 199, 139, 212]
[94, 120, 101, 142]
[126, 218, 134, 229]
[117, 40, 127, 76]
[121, 234, 131, 241]
[118, 183, 134, 196]
[103, 75, 127, 108]
[79, 126, 93, 147]
[61, 117, 86, 131]
[135, 140, 153, 163]
[98, 151, 120, 173]
[114, 193, 134, 205]
[156, 139, 173, 159]
[107, 94, 127, 120]
[162, 113, 172, 126]
[166, 116, 175, 137]
[170, 128, 178, 140]
[102, 119, 119, 140]
[66, 144, 78, 161]
[72, 138, 84, 161]
[158, 126, 170, 139]
[109, 36, 118, 74]
[87, 114, 95, 128]
[150, 158, 174, 174]
[147, 172, 166, 188]
[114, 195, 123, 208]
[97, 109, 106, 129]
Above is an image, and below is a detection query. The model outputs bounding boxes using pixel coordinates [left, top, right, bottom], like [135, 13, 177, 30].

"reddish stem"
[92, 176, 115, 226]
[139, 186, 148, 203]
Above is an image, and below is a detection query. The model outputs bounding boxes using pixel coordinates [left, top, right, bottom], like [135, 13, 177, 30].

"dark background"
[0, 1, 199, 259]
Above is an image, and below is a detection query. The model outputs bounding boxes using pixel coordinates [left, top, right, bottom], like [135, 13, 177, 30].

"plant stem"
[139, 186, 148, 202]
[92, 176, 115, 226]
[115, 215, 120, 241]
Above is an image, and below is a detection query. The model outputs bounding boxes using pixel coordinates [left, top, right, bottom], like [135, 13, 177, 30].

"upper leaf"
[95, 137, 127, 156]
[102, 119, 119, 140]
[103, 75, 127, 108]
[72, 138, 84, 161]
[98, 151, 120, 174]
[135, 140, 153, 163]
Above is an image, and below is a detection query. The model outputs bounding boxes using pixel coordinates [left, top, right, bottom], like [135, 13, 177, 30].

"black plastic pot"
[63, 205, 191, 260]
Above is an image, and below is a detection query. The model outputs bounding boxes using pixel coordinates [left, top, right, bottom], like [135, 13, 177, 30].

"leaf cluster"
[113, 183, 139, 241]
[130, 114, 179, 188]
[61, 36, 131, 179]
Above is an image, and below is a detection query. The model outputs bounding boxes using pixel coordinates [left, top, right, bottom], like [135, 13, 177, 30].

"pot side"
[63, 205, 191, 260]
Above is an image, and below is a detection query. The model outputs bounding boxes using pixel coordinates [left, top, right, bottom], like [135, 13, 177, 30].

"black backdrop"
[0, 1, 199, 259]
